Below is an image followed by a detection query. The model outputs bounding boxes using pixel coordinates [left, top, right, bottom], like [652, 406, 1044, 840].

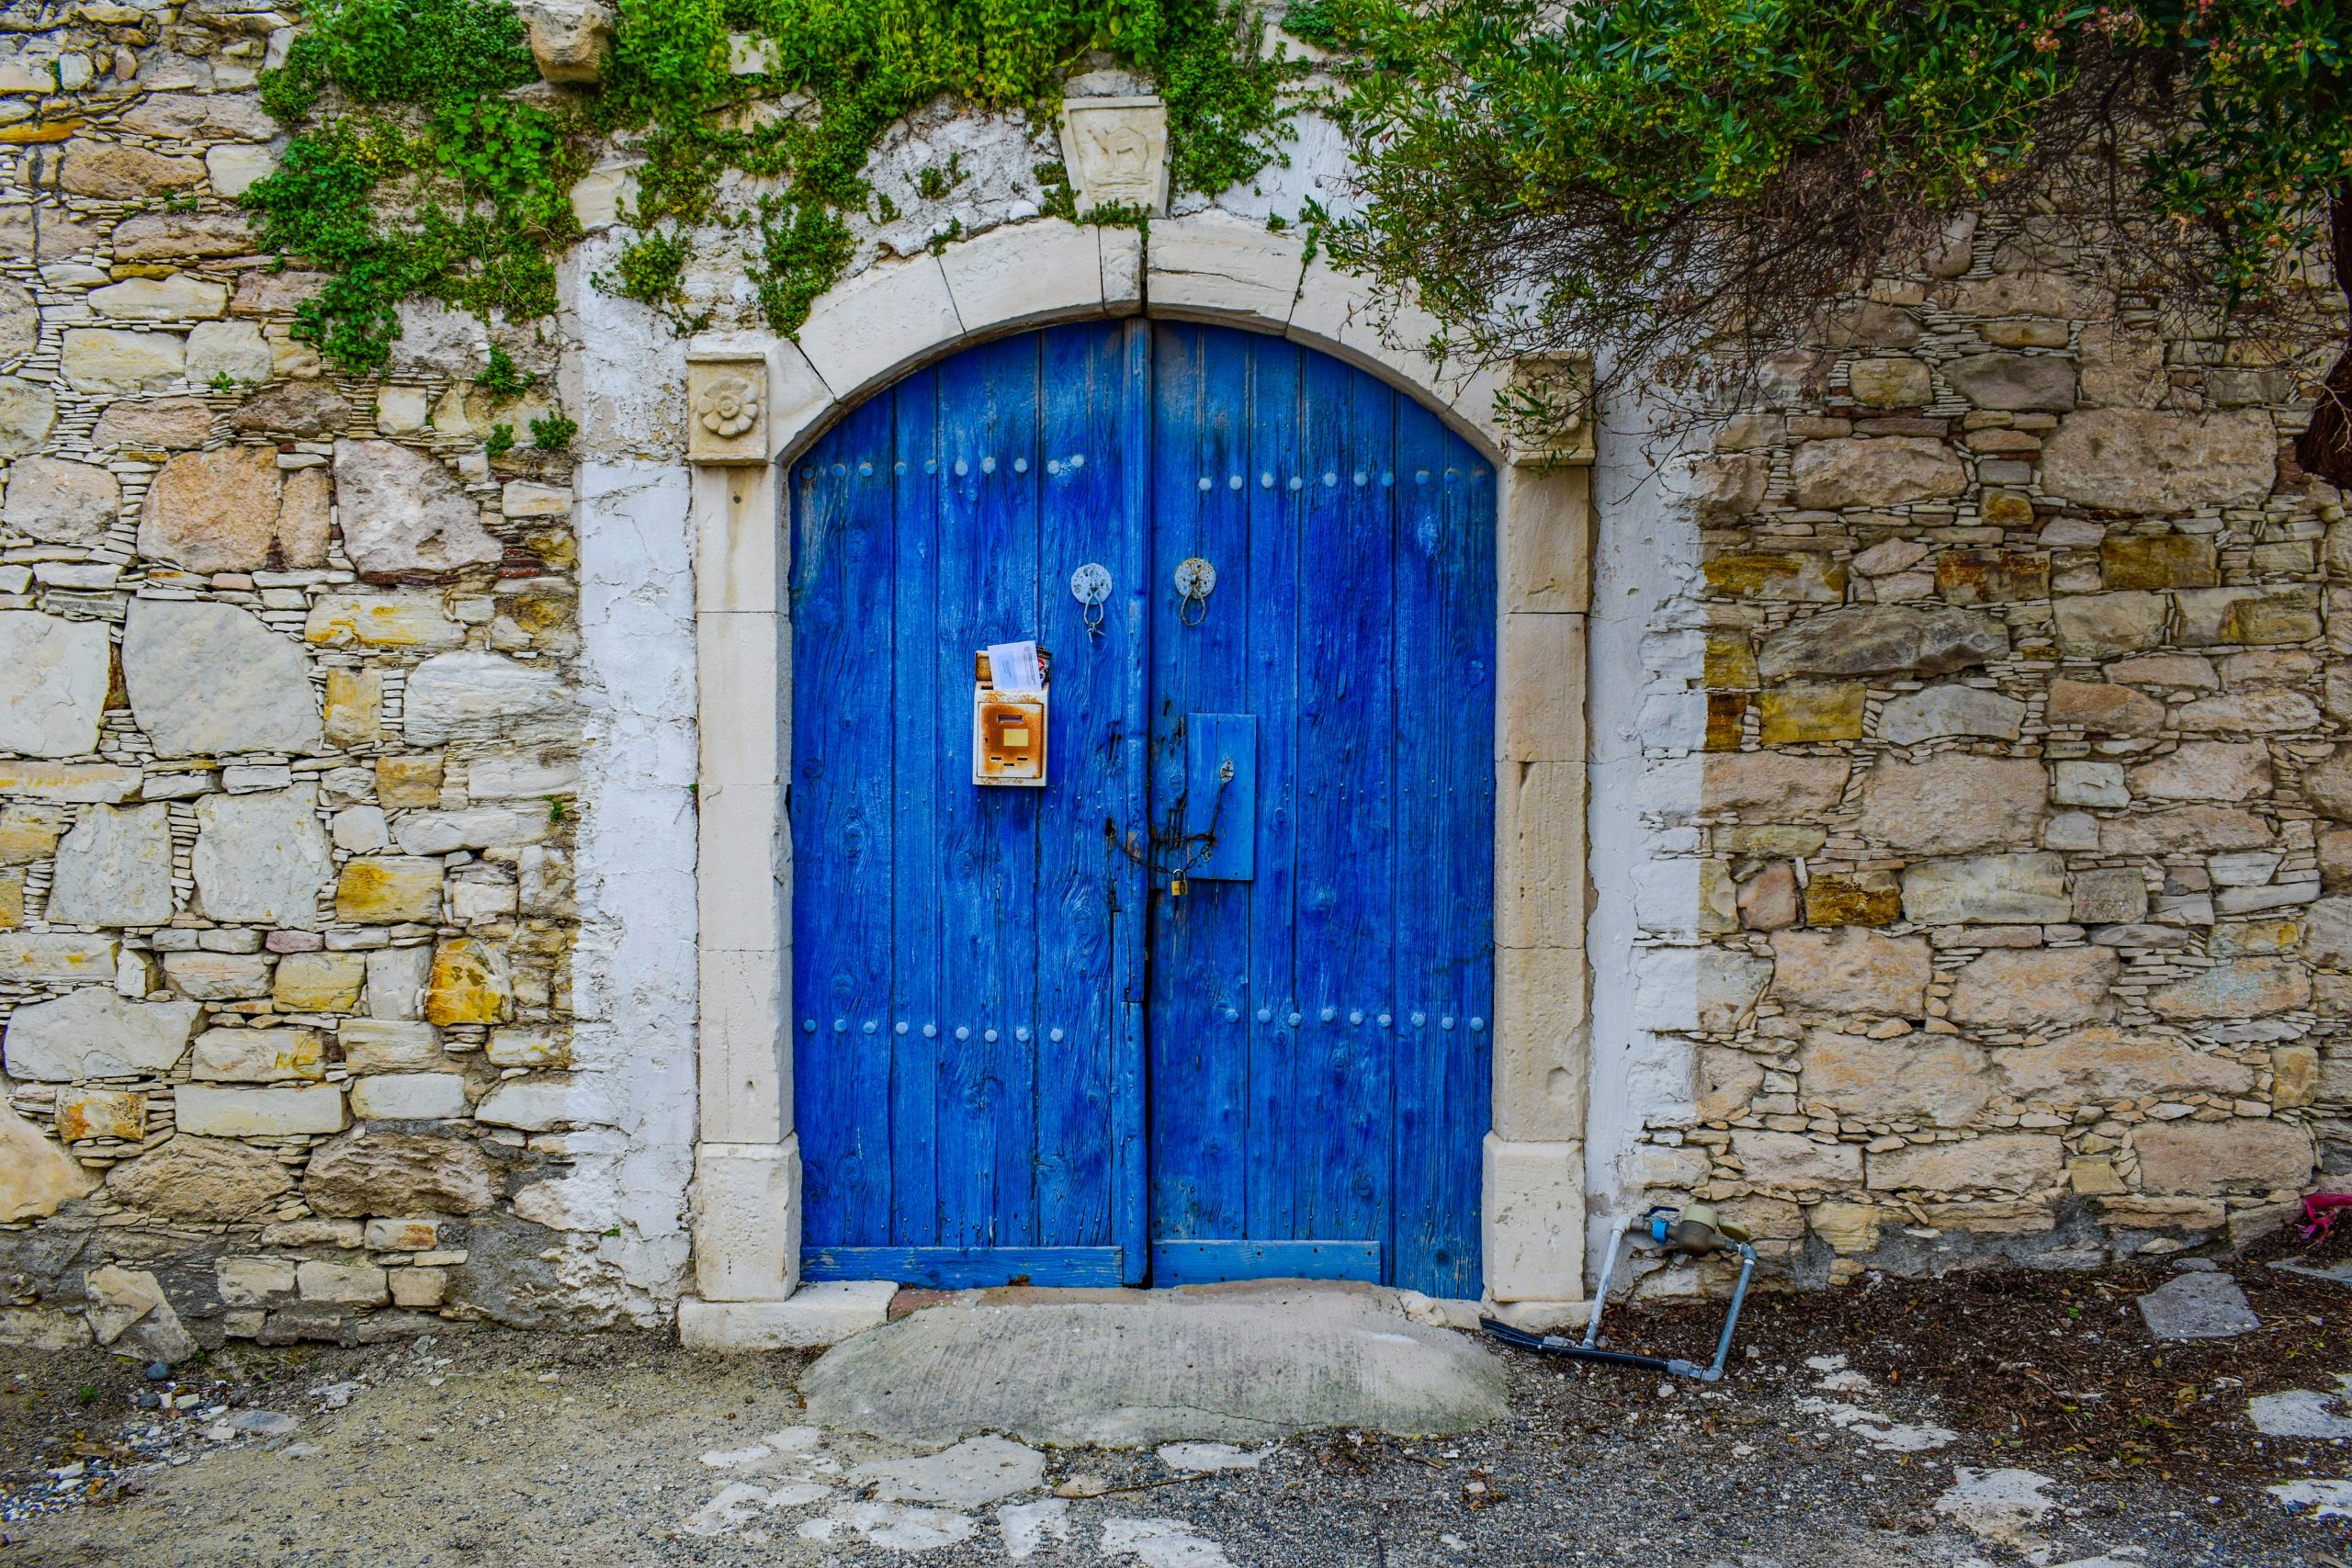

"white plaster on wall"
[1582, 411, 1708, 1288]
[564, 453, 702, 1319]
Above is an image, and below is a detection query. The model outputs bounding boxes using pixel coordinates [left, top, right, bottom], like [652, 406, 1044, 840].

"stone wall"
[0, 1, 643, 1353]
[1637, 217, 2348, 1292]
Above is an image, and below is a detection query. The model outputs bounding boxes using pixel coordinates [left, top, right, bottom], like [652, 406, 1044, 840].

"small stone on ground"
[2136, 1270, 2260, 1340]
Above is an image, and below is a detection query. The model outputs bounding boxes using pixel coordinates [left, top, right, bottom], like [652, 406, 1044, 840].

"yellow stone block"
[335, 857, 445, 925]
[375, 754, 444, 810]
[2067, 1156, 2126, 1196]
[1703, 631, 1758, 690]
[55, 1089, 141, 1143]
[1804, 872, 1901, 926]
[0, 807, 64, 866]
[323, 669, 382, 750]
[305, 595, 461, 650]
[425, 939, 513, 1026]
[274, 951, 366, 1012]
[1703, 693, 1747, 751]
[0, 869, 20, 930]
[1758, 683, 1864, 743]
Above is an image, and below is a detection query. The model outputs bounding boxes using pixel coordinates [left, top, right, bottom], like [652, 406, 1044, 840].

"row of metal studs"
[804, 1012, 1487, 1037]
[822, 457, 1488, 485]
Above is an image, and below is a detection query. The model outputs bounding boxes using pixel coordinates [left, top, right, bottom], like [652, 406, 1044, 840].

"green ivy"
[250, 0, 1305, 372]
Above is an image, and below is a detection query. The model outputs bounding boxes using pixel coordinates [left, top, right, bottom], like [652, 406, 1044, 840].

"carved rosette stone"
[1503, 353, 1597, 466]
[685, 354, 770, 465]
[1058, 96, 1170, 216]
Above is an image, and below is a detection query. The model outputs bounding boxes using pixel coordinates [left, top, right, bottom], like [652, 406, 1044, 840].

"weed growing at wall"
[247, 0, 1302, 372]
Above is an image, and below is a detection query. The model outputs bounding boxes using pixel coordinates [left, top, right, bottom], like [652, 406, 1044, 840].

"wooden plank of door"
[933, 344, 1009, 1247]
[804, 1246, 1124, 1289]
[1149, 1240, 1379, 1285]
[981, 334, 1046, 1250]
[1433, 436, 1498, 1297]
[888, 371, 943, 1247]
[1034, 322, 1128, 1247]
[1144, 322, 1254, 1248]
[1292, 349, 1396, 1248]
[1112, 319, 1152, 1284]
[789, 395, 898, 1247]
[1389, 397, 1458, 1294]
[1240, 332, 1303, 1251]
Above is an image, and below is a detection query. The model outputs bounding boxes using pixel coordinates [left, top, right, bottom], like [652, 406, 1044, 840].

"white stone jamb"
[676, 339, 812, 1349]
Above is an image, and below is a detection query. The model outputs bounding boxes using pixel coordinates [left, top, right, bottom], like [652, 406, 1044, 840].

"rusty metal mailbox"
[972, 647, 1050, 786]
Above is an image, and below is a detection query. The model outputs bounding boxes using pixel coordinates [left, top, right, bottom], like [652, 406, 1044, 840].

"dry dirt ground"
[0, 1235, 2346, 1567]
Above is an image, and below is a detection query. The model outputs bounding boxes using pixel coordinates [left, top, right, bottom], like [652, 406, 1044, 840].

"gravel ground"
[0, 1255, 2345, 1567]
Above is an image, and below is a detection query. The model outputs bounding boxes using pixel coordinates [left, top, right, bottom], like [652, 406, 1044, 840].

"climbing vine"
[243, 0, 1304, 375]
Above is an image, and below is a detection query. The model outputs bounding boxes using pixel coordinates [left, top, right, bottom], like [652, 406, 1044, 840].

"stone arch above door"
[675, 214, 1597, 1350]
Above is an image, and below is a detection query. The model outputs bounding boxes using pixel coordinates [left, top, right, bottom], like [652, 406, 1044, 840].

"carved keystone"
[685, 351, 770, 465]
[1059, 96, 1170, 216]
[1502, 354, 1596, 466]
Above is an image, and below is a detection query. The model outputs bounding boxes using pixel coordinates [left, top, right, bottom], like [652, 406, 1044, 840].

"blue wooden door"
[789, 321, 1493, 1296]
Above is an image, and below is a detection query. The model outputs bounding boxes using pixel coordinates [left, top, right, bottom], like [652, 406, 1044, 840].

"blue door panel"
[790, 321, 1494, 1296]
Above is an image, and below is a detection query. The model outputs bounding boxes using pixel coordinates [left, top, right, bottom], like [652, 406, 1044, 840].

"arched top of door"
[684, 212, 1555, 474]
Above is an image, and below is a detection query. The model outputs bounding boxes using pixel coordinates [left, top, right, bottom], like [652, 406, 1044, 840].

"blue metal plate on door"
[1182, 713, 1255, 881]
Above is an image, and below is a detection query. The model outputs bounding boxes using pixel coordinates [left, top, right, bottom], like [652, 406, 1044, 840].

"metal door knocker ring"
[1175, 557, 1216, 626]
[1069, 562, 1113, 638]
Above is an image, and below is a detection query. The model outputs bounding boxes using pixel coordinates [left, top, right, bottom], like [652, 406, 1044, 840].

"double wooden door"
[789, 320, 1494, 1297]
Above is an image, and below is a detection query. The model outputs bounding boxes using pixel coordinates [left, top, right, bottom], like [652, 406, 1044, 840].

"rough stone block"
[0, 612, 109, 759]
[1704, 553, 1845, 603]
[1877, 683, 2025, 743]
[1901, 852, 2071, 925]
[1936, 549, 2049, 605]
[1701, 752, 1849, 816]
[2071, 866, 2149, 925]
[175, 1085, 346, 1138]
[59, 327, 184, 394]
[2146, 958, 2310, 1020]
[123, 599, 320, 758]
[1770, 927, 1929, 1016]
[1943, 351, 2076, 411]
[1865, 1134, 2062, 1192]
[339, 1020, 443, 1073]
[349, 1073, 469, 1121]
[1949, 945, 2119, 1029]
[1, 456, 119, 546]
[193, 1025, 325, 1083]
[1860, 754, 2045, 856]
[274, 951, 364, 1011]
[302, 1128, 494, 1216]
[2128, 741, 2270, 803]
[1789, 436, 1965, 508]
[2040, 409, 2275, 513]
[192, 787, 332, 930]
[54, 1088, 141, 1143]
[1757, 605, 2006, 682]
[1758, 683, 1864, 743]
[297, 1261, 389, 1306]
[402, 653, 576, 747]
[47, 803, 174, 927]
[2052, 592, 2168, 658]
[2102, 534, 2218, 591]
[337, 857, 446, 925]
[1730, 1130, 1861, 1188]
[3, 988, 197, 1081]
[1800, 1028, 1992, 1125]
[2130, 1118, 2314, 1193]
[2046, 679, 2165, 734]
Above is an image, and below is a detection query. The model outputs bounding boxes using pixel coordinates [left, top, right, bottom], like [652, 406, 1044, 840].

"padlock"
[1170, 877, 1187, 897]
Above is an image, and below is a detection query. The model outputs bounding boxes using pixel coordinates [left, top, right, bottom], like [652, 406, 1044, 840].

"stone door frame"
[673, 214, 1595, 1348]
